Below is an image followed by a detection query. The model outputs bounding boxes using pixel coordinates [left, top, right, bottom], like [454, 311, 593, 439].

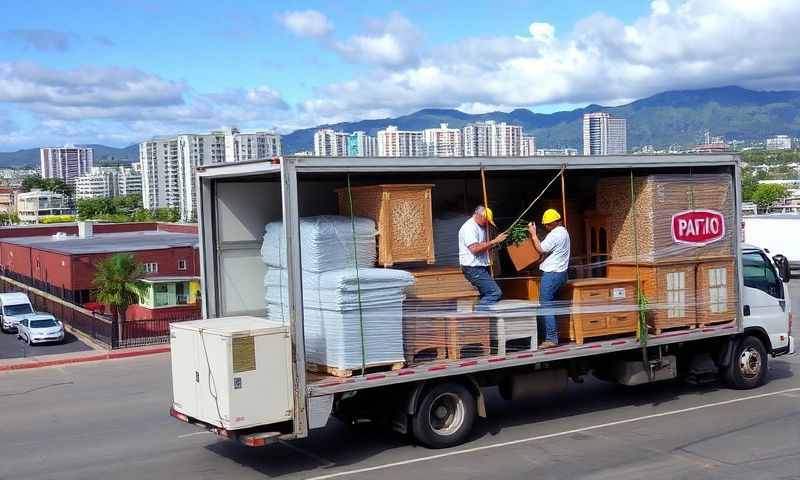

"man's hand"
[528, 222, 536, 236]
[493, 232, 508, 245]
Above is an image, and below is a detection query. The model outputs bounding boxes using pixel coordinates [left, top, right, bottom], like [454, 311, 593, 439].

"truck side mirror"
[773, 254, 791, 283]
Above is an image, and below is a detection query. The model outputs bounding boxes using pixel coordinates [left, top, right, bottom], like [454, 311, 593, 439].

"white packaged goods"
[170, 317, 293, 430]
[261, 215, 377, 272]
[263, 267, 414, 369]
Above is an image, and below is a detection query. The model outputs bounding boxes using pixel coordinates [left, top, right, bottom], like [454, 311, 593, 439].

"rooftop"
[1, 230, 198, 255]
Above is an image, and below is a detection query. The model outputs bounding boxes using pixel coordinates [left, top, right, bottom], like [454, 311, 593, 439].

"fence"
[0, 275, 200, 349]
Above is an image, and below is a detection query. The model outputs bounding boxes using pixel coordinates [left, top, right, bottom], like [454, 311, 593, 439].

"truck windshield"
[4, 304, 33, 316]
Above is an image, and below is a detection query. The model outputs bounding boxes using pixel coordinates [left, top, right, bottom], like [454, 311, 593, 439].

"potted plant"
[503, 219, 541, 271]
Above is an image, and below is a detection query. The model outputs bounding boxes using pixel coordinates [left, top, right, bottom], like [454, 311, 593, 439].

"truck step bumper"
[170, 408, 293, 447]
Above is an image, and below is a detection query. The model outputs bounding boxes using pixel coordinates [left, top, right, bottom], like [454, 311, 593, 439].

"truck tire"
[412, 382, 476, 449]
[725, 336, 768, 390]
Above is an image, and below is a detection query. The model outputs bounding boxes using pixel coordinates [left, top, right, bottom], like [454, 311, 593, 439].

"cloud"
[3, 29, 75, 52]
[333, 12, 421, 68]
[278, 10, 333, 38]
[300, 0, 800, 123]
[94, 35, 115, 47]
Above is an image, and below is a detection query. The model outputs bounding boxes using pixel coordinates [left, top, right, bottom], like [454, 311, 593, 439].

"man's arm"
[467, 231, 508, 255]
[528, 222, 546, 254]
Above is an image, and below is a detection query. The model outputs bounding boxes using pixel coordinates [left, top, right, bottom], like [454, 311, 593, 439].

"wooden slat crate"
[444, 314, 491, 360]
[557, 278, 638, 345]
[695, 257, 737, 326]
[337, 184, 435, 266]
[402, 314, 447, 364]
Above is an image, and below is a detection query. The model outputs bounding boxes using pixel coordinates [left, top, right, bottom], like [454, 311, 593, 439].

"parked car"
[17, 316, 64, 345]
[0, 292, 35, 333]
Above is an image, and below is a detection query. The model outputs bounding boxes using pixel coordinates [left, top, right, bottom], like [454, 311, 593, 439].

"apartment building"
[522, 136, 537, 156]
[582, 112, 627, 155]
[40, 145, 94, 184]
[463, 123, 492, 156]
[377, 126, 424, 157]
[766, 135, 792, 151]
[313, 129, 349, 156]
[347, 131, 378, 157]
[462, 121, 523, 157]
[75, 166, 143, 199]
[16, 190, 68, 223]
[423, 124, 463, 157]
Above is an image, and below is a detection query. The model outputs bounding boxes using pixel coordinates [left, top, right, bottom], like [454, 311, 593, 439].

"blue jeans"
[462, 266, 502, 309]
[539, 270, 567, 343]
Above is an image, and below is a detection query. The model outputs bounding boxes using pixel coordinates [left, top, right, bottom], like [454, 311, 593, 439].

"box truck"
[170, 154, 793, 449]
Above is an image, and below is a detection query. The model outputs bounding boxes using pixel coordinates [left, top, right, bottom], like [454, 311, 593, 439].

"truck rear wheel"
[725, 336, 768, 389]
[412, 382, 476, 449]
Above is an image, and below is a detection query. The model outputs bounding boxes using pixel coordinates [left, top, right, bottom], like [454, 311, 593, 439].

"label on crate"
[671, 209, 725, 246]
[612, 287, 626, 299]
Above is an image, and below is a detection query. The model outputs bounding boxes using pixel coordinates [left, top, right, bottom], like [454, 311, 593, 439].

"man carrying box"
[529, 208, 571, 348]
[459, 205, 508, 309]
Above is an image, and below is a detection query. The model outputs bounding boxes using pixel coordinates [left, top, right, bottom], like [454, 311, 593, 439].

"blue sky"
[0, 0, 797, 149]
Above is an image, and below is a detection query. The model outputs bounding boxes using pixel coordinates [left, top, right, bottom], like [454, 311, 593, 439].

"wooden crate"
[495, 276, 541, 301]
[337, 184, 435, 266]
[557, 278, 638, 345]
[402, 314, 447, 364]
[607, 260, 698, 333]
[444, 314, 491, 360]
[406, 266, 478, 299]
[696, 257, 737, 326]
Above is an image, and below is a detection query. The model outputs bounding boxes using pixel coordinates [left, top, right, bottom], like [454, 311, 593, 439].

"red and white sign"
[671, 209, 726, 246]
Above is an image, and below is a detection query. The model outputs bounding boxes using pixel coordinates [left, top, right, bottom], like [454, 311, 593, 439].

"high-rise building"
[76, 166, 143, 199]
[40, 145, 94, 185]
[521, 136, 537, 157]
[462, 121, 522, 156]
[140, 127, 279, 222]
[377, 126, 424, 157]
[423, 124, 463, 157]
[313, 129, 349, 156]
[766, 135, 792, 151]
[118, 166, 142, 197]
[582, 112, 627, 155]
[347, 131, 377, 157]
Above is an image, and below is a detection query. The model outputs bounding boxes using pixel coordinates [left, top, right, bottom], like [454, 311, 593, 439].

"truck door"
[742, 250, 789, 351]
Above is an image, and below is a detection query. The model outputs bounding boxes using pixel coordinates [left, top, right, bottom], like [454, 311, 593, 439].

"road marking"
[305, 386, 800, 480]
[178, 431, 213, 438]
[781, 392, 800, 399]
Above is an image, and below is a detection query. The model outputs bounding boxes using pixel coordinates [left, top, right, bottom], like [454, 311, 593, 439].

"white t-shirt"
[539, 226, 570, 273]
[458, 217, 489, 267]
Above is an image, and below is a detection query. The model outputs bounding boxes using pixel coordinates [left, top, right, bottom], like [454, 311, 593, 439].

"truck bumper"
[169, 408, 294, 447]
[789, 336, 796, 355]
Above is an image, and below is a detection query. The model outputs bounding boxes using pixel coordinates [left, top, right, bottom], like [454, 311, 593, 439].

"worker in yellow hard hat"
[529, 208, 571, 348]
[459, 205, 507, 309]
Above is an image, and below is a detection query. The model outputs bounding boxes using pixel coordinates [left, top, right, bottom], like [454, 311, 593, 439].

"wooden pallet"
[306, 362, 404, 378]
[652, 323, 696, 336]
[696, 319, 736, 329]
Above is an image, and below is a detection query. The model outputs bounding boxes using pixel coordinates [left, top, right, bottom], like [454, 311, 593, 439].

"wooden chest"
[495, 276, 541, 301]
[695, 257, 737, 326]
[607, 261, 698, 333]
[406, 266, 478, 300]
[557, 278, 638, 345]
[337, 184, 435, 266]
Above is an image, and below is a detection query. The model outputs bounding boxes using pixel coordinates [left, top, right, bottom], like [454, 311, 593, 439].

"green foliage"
[152, 207, 181, 223]
[751, 183, 789, 210]
[93, 253, 147, 322]
[76, 194, 148, 222]
[0, 212, 19, 224]
[21, 175, 74, 198]
[502, 219, 531, 247]
[39, 215, 76, 224]
[741, 149, 800, 166]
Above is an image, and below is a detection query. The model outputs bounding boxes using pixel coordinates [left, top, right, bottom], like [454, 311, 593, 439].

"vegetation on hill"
[76, 194, 180, 223]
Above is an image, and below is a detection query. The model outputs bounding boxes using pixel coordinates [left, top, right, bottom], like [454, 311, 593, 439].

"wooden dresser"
[557, 277, 638, 345]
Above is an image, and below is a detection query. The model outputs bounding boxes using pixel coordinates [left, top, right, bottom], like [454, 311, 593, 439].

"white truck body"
[170, 154, 793, 449]
[743, 214, 800, 274]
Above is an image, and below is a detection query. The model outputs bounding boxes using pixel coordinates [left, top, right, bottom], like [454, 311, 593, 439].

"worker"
[459, 205, 508, 309]
[528, 208, 571, 348]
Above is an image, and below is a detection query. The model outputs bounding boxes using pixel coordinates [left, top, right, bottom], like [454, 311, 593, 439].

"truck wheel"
[726, 336, 768, 390]
[412, 382, 476, 449]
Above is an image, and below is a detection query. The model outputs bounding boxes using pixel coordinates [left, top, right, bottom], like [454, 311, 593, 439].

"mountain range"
[1, 85, 798, 167]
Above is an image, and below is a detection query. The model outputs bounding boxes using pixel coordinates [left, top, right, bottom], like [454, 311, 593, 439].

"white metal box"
[170, 316, 293, 430]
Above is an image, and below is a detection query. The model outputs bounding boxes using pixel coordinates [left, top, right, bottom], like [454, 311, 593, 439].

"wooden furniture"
[337, 184, 435, 266]
[406, 266, 478, 299]
[444, 314, 491, 359]
[489, 300, 538, 356]
[607, 260, 697, 333]
[402, 314, 447, 364]
[584, 211, 610, 277]
[696, 257, 736, 326]
[495, 276, 541, 301]
[557, 278, 638, 345]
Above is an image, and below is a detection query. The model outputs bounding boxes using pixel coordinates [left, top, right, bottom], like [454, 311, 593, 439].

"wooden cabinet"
[337, 184, 435, 266]
[406, 266, 478, 300]
[495, 276, 541, 301]
[557, 278, 638, 345]
[584, 211, 610, 278]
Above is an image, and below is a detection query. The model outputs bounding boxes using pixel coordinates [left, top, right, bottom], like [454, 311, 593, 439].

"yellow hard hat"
[542, 208, 561, 224]
[484, 207, 496, 226]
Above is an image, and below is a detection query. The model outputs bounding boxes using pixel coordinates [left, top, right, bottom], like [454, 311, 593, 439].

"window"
[178, 259, 187, 271]
[743, 251, 783, 299]
[708, 267, 728, 313]
[666, 271, 687, 319]
[143, 263, 159, 274]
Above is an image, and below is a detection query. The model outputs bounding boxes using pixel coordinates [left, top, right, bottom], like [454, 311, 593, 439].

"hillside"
[281, 86, 800, 153]
[0, 144, 138, 168]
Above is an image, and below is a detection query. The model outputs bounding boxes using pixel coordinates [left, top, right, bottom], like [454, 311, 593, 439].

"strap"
[346, 174, 368, 375]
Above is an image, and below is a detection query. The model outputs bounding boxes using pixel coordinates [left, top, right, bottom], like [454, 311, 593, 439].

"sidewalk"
[0, 344, 170, 372]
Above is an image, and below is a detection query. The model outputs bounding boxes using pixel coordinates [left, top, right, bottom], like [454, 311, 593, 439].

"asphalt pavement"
[0, 329, 93, 360]
[0, 287, 798, 480]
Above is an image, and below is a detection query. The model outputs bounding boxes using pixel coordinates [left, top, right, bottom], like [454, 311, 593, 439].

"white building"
[766, 135, 792, 151]
[40, 145, 94, 184]
[462, 121, 522, 156]
[314, 129, 349, 156]
[347, 131, 377, 157]
[522, 136, 537, 157]
[16, 190, 68, 223]
[75, 166, 142, 199]
[536, 148, 578, 156]
[377, 126, 424, 157]
[423, 124, 462, 157]
[582, 112, 627, 155]
[141, 127, 280, 222]
[118, 166, 142, 196]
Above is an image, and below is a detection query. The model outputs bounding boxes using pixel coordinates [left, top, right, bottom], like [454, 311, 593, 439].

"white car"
[17, 316, 64, 345]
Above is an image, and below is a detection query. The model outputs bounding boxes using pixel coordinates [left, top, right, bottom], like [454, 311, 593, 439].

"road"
[0, 290, 798, 480]
[0, 330, 92, 360]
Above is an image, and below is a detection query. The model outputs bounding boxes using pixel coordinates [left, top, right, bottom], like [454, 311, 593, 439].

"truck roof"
[0, 292, 30, 304]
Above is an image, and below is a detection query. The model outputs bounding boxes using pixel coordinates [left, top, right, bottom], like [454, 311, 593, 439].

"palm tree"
[93, 254, 147, 344]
